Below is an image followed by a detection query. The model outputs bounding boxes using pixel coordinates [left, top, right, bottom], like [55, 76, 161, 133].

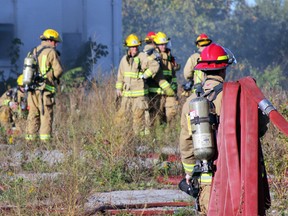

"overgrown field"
[0, 75, 287, 215]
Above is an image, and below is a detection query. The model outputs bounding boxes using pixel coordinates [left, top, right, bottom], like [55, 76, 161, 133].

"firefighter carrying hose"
[182, 34, 212, 97]
[25, 29, 63, 143]
[115, 34, 160, 135]
[179, 43, 232, 214]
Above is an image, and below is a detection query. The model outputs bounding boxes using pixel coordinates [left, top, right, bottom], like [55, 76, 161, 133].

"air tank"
[189, 96, 215, 162]
[22, 56, 36, 86]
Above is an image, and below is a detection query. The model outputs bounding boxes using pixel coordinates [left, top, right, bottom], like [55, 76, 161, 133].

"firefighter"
[179, 43, 231, 214]
[115, 34, 160, 135]
[0, 75, 27, 141]
[148, 32, 180, 125]
[182, 33, 212, 97]
[25, 28, 63, 143]
[144, 31, 156, 45]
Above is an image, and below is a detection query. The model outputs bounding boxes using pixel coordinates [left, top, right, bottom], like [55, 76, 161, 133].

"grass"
[0, 74, 287, 215]
[261, 88, 288, 215]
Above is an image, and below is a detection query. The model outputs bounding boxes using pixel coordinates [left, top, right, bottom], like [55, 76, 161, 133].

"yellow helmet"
[124, 34, 141, 47]
[40, 29, 62, 42]
[17, 74, 23, 86]
[154, 32, 170, 45]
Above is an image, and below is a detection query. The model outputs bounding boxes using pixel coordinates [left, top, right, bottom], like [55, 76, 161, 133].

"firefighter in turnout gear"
[148, 31, 180, 125]
[182, 34, 212, 97]
[179, 43, 232, 214]
[144, 31, 156, 45]
[25, 28, 63, 142]
[115, 34, 160, 135]
[0, 75, 28, 142]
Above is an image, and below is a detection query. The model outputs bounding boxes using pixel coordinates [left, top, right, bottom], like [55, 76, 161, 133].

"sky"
[246, 0, 256, 6]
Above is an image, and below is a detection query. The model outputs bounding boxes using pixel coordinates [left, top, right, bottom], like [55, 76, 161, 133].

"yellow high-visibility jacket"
[33, 41, 63, 93]
[183, 52, 205, 84]
[115, 47, 160, 97]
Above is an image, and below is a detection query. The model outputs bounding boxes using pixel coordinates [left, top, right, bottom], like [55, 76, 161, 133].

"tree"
[0, 38, 23, 95]
[122, 0, 238, 75]
[122, 0, 288, 88]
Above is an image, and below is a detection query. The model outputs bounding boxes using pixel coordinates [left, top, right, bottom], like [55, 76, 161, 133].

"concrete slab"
[84, 189, 194, 211]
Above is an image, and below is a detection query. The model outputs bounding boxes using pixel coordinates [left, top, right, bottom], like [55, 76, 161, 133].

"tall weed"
[261, 88, 288, 215]
[0, 74, 287, 214]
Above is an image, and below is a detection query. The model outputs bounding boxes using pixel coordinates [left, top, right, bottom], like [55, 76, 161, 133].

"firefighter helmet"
[125, 34, 141, 47]
[154, 32, 170, 45]
[195, 33, 212, 47]
[194, 43, 229, 71]
[40, 29, 62, 42]
[17, 74, 23, 86]
[144, 31, 156, 43]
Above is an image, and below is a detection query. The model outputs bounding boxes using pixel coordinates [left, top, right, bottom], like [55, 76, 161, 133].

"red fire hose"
[208, 76, 287, 216]
[238, 77, 288, 136]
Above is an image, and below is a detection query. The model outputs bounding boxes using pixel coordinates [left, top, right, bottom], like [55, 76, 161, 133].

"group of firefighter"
[0, 28, 249, 214]
[115, 31, 235, 214]
[115, 32, 212, 135]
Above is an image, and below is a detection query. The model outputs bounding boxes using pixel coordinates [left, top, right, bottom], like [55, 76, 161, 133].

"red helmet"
[194, 43, 229, 71]
[195, 33, 212, 47]
[144, 31, 156, 43]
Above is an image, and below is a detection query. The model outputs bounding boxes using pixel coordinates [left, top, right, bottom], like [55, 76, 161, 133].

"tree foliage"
[0, 38, 24, 95]
[122, 0, 288, 88]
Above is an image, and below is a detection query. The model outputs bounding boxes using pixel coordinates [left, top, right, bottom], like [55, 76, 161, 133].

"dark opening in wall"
[0, 24, 14, 59]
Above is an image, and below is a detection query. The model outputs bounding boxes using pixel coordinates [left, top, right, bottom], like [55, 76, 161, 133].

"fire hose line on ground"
[208, 76, 288, 216]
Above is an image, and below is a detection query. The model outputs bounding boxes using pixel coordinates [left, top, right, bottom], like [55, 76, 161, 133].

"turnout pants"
[26, 90, 54, 141]
[0, 106, 12, 131]
[115, 96, 149, 135]
[165, 96, 178, 123]
[149, 94, 178, 125]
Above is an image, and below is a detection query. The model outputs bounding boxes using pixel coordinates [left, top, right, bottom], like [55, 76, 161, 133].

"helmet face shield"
[224, 47, 237, 64]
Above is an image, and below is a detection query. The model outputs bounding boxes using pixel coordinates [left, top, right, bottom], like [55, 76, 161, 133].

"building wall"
[0, 0, 122, 80]
[0, 0, 15, 78]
